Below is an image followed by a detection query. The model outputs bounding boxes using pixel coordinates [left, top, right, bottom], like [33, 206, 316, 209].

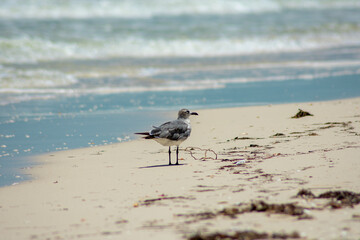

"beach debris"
[292, 109, 313, 118]
[178, 200, 311, 222]
[308, 132, 318, 136]
[185, 147, 218, 161]
[115, 219, 128, 224]
[296, 189, 360, 208]
[270, 133, 286, 138]
[227, 136, 263, 142]
[219, 163, 246, 170]
[189, 230, 300, 240]
[324, 121, 351, 126]
[318, 190, 360, 207]
[318, 121, 352, 130]
[139, 195, 195, 206]
[101, 231, 122, 236]
[178, 211, 217, 222]
[235, 160, 246, 165]
[242, 201, 310, 219]
[290, 131, 319, 136]
[296, 189, 316, 198]
[249, 144, 259, 147]
[290, 131, 304, 135]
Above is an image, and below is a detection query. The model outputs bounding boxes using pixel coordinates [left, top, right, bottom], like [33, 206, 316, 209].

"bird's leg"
[168, 147, 171, 165]
[176, 146, 179, 165]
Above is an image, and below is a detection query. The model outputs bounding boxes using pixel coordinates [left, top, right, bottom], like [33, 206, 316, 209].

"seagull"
[135, 109, 198, 165]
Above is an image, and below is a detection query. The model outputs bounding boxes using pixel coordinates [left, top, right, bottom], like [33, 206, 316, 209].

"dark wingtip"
[134, 132, 150, 135]
[144, 135, 155, 139]
[135, 132, 155, 139]
[191, 112, 198, 115]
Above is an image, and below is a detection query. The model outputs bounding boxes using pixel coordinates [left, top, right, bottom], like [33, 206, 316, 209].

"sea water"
[1, 0, 360, 186]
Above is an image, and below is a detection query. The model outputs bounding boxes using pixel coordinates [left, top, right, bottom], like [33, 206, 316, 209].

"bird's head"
[178, 109, 198, 119]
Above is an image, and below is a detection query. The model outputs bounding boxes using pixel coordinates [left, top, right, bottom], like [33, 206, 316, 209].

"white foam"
[153, 60, 360, 76]
[2, 33, 360, 64]
[1, 66, 358, 105]
[0, 66, 78, 88]
[0, 94, 58, 106]
[201, 68, 360, 84]
[0, 0, 359, 19]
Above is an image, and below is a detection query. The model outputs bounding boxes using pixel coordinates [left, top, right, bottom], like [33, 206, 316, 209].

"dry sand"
[1, 98, 360, 240]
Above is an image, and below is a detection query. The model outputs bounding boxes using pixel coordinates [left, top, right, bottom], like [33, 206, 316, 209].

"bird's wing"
[150, 120, 190, 141]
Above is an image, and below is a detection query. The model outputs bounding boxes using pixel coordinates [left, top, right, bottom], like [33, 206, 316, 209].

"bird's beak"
[191, 112, 198, 116]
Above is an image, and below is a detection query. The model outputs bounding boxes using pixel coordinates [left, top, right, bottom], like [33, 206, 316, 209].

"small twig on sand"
[185, 147, 218, 160]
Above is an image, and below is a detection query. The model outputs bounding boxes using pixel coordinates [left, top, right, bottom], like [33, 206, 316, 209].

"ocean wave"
[2, 59, 360, 92]
[0, 94, 59, 106]
[0, 66, 78, 88]
[0, 84, 222, 106]
[1, 32, 360, 64]
[1, 67, 359, 106]
[0, 0, 359, 19]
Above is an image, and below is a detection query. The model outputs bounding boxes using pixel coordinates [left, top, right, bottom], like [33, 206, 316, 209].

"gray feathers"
[150, 119, 191, 141]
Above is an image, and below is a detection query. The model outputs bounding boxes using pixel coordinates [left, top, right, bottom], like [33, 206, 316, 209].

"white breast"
[154, 138, 185, 146]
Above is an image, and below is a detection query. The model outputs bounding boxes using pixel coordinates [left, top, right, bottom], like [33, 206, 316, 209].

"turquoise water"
[1, 0, 360, 186]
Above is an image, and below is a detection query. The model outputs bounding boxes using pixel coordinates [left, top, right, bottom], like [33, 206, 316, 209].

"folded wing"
[150, 120, 190, 141]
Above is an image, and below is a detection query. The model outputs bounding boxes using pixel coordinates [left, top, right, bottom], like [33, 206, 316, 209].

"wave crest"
[0, 0, 359, 19]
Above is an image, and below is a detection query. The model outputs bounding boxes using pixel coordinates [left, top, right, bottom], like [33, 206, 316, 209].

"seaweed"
[177, 211, 216, 221]
[270, 133, 286, 138]
[219, 164, 246, 170]
[249, 144, 260, 147]
[296, 189, 360, 208]
[189, 230, 300, 240]
[317, 190, 360, 206]
[227, 137, 263, 142]
[241, 201, 309, 218]
[292, 109, 313, 118]
[139, 196, 195, 206]
[296, 189, 316, 198]
[178, 200, 311, 222]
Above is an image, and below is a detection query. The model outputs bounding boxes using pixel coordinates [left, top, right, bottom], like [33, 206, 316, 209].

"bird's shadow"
[139, 163, 187, 169]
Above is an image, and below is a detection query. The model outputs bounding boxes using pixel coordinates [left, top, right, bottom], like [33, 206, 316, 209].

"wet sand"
[1, 97, 360, 240]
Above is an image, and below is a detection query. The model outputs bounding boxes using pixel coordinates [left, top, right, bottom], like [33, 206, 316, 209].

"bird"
[135, 109, 198, 165]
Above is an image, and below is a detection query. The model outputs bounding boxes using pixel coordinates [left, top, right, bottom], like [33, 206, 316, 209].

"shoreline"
[2, 72, 360, 187]
[1, 97, 360, 239]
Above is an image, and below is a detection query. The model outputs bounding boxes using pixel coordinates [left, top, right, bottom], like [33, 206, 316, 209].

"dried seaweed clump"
[292, 109, 313, 118]
[317, 190, 360, 207]
[139, 196, 195, 206]
[244, 201, 308, 218]
[178, 200, 311, 223]
[189, 230, 300, 240]
[217, 201, 309, 219]
[270, 133, 286, 138]
[296, 189, 360, 208]
[296, 189, 316, 198]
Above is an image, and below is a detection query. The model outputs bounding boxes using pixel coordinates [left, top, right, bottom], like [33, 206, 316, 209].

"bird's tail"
[134, 132, 150, 136]
[134, 132, 154, 139]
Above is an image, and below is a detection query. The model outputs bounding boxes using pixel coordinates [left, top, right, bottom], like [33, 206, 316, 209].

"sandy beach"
[1, 97, 360, 240]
